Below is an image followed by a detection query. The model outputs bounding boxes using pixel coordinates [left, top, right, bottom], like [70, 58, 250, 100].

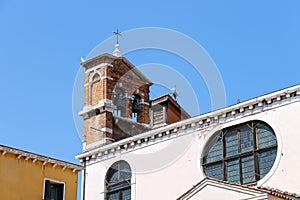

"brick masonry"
[81, 54, 152, 148]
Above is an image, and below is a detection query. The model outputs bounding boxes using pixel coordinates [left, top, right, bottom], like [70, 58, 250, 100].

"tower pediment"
[81, 53, 152, 86]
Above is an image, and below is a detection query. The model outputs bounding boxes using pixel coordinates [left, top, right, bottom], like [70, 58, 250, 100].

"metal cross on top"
[113, 29, 122, 44]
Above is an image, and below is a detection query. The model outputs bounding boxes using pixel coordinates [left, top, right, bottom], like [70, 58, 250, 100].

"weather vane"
[113, 29, 122, 44]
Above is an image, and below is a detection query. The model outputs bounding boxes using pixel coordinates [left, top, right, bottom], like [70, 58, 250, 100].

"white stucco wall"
[82, 95, 300, 200]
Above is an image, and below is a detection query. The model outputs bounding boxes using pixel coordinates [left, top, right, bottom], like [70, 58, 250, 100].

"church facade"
[76, 45, 300, 200]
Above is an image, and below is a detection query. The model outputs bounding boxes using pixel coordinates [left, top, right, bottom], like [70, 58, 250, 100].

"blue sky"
[0, 0, 299, 172]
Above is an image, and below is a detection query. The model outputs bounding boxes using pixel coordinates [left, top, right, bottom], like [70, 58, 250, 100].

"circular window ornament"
[202, 120, 277, 185]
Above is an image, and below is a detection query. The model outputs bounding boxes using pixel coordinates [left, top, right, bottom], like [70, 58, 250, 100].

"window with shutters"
[105, 160, 132, 200]
[202, 120, 277, 185]
[43, 179, 64, 200]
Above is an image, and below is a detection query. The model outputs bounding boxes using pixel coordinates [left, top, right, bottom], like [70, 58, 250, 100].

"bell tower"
[79, 44, 153, 151]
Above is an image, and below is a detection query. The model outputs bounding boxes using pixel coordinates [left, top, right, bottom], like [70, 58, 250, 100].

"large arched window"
[202, 120, 277, 185]
[105, 161, 132, 200]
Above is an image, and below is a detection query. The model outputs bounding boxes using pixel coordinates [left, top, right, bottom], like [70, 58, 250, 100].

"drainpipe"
[82, 157, 86, 200]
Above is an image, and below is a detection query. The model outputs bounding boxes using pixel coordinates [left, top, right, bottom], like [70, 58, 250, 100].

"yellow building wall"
[0, 153, 80, 200]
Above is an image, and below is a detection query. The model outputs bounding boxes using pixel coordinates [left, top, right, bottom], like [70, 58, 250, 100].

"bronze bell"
[132, 95, 141, 113]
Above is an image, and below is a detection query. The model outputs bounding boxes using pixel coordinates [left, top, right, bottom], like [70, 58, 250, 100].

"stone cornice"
[82, 53, 153, 85]
[79, 99, 114, 118]
[76, 84, 300, 163]
[81, 53, 118, 69]
[85, 62, 114, 74]
[0, 145, 83, 171]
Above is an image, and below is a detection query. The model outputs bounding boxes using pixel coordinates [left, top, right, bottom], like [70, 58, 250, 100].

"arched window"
[91, 73, 100, 82]
[90, 73, 101, 105]
[113, 88, 126, 117]
[202, 120, 277, 185]
[132, 94, 141, 122]
[105, 161, 132, 200]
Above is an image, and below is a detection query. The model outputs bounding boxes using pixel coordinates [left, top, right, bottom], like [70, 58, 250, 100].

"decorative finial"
[112, 43, 122, 57]
[171, 86, 179, 100]
[112, 29, 122, 57]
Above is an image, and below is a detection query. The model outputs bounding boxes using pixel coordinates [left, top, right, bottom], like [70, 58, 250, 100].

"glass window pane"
[257, 124, 276, 149]
[225, 130, 239, 157]
[259, 149, 277, 179]
[226, 159, 240, 184]
[107, 161, 132, 184]
[107, 169, 118, 184]
[110, 182, 130, 192]
[241, 156, 255, 184]
[122, 189, 131, 200]
[240, 126, 254, 153]
[119, 162, 132, 181]
[107, 192, 119, 200]
[205, 163, 224, 180]
[202, 121, 278, 186]
[50, 187, 58, 200]
[205, 137, 223, 163]
[106, 161, 132, 200]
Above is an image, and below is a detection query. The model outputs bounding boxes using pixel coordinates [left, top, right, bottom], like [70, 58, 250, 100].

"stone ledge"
[76, 84, 300, 163]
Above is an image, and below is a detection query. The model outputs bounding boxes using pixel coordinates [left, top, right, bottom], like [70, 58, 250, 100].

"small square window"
[44, 179, 64, 200]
